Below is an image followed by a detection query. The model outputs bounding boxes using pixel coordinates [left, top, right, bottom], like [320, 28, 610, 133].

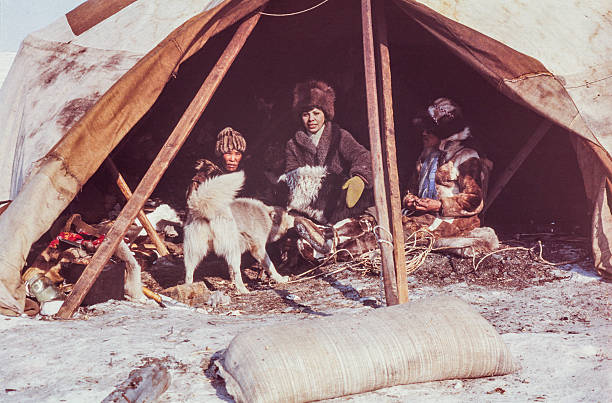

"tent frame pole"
[361, 0, 400, 305]
[105, 158, 169, 256]
[57, 11, 262, 319]
[483, 119, 552, 214]
[373, 0, 408, 303]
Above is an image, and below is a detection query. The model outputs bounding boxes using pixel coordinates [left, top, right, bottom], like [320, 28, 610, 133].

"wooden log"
[102, 361, 171, 403]
[105, 159, 170, 256]
[483, 119, 552, 213]
[361, 0, 399, 306]
[373, 0, 408, 304]
[66, 0, 138, 36]
[56, 11, 262, 319]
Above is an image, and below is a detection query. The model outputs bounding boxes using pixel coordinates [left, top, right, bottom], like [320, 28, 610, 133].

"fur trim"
[293, 80, 335, 121]
[215, 127, 246, 156]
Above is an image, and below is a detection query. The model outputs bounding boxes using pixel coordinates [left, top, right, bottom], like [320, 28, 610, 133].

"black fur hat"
[292, 80, 336, 121]
[427, 97, 467, 138]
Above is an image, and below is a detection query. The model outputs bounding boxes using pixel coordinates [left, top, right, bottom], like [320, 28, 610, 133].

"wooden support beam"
[373, 0, 408, 304]
[56, 12, 261, 319]
[483, 119, 553, 213]
[105, 159, 169, 256]
[361, 0, 399, 306]
[66, 0, 138, 36]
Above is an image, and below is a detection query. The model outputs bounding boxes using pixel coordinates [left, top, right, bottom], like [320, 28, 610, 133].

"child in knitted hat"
[186, 127, 247, 200]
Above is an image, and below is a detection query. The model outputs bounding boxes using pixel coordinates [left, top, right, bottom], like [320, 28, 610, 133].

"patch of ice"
[552, 264, 601, 283]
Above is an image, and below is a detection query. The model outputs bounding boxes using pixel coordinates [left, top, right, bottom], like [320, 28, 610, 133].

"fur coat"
[285, 122, 372, 186]
[402, 127, 490, 237]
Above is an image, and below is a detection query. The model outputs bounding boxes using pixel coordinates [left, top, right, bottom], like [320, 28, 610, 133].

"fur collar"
[439, 127, 471, 162]
[293, 122, 333, 165]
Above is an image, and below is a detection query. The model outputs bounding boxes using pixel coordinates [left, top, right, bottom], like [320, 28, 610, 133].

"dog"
[183, 171, 294, 294]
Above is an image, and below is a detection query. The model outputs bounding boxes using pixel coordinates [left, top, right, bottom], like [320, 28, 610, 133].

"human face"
[301, 107, 326, 134]
[222, 150, 243, 172]
[422, 130, 440, 149]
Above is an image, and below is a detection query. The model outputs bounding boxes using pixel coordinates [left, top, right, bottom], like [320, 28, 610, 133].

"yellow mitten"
[342, 176, 365, 208]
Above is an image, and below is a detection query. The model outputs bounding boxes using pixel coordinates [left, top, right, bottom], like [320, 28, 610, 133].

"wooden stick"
[57, 12, 261, 319]
[361, 0, 399, 306]
[105, 159, 169, 256]
[483, 119, 552, 213]
[66, 0, 138, 36]
[373, 0, 408, 304]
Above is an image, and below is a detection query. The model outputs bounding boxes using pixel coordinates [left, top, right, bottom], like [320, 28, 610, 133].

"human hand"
[402, 192, 419, 209]
[413, 197, 442, 212]
[342, 176, 365, 208]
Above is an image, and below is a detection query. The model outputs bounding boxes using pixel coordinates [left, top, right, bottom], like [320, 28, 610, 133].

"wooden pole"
[105, 158, 169, 256]
[373, 0, 408, 304]
[361, 0, 399, 306]
[483, 119, 552, 213]
[57, 12, 261, 319]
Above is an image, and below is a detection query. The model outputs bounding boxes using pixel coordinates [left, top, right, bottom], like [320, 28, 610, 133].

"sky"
[0, 0, 83, 51]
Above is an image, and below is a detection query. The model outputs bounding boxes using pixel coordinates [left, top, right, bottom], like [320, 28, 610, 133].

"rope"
[260, 0, 330, 17]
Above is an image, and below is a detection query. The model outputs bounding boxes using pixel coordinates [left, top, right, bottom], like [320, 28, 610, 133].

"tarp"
[0, 0, 265, 315]
[0, 0, 610, 314]
[394, 0, 612, 277]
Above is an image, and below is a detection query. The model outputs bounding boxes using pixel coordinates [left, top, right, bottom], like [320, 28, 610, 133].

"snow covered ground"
[1, 263, 610, 402]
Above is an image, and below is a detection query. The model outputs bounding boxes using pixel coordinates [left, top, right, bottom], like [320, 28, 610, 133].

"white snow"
[1, 271, 610, 402]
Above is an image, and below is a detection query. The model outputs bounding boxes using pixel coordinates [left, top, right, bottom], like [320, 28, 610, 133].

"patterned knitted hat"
[215, 127, 246, 156]
[292, 80, 336, 121]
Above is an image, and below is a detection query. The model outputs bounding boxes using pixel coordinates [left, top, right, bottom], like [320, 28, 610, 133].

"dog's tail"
[187, 171, 245, 221]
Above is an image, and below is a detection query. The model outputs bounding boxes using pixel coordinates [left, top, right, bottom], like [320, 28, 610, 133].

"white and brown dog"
[183, 171, 294, 294]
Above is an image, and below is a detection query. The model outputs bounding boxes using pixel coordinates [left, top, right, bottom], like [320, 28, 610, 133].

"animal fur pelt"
[277, 165, 346, 224]
[184, 171, 294, 294]
[433, 227, 500, 258]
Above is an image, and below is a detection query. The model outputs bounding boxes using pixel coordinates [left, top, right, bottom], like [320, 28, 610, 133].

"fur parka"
[402, 127, 491, 238]
[285, 122, 372, 186]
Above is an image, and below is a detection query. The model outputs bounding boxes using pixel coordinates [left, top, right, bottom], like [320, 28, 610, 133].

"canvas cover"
[0, 0, 610, 314]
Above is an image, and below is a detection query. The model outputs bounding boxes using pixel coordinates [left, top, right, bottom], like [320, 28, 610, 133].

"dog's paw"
[273, 275, 289, 284]
[236, 285, 250, 294]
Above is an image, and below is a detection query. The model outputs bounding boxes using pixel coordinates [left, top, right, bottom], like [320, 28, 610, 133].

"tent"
[0, 0, 610, 316]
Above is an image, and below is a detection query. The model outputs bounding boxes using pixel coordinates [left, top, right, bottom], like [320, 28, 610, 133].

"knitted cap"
[292, 80, 336, 121]
[215, 127, 246, 156]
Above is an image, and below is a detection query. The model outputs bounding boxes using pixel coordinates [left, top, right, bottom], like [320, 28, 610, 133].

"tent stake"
[361, 0, 399, 306]
[56, 11, 261, 319]
[483, 119, 553, 213]
[373, 0, 408, 303]
[105, 158, 169, 256]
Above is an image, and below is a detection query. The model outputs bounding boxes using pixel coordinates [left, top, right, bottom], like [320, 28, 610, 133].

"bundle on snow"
[216, 296, 517, 403]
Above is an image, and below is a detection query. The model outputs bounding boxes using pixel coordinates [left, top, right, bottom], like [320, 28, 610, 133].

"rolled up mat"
[216, 296, 517, 403]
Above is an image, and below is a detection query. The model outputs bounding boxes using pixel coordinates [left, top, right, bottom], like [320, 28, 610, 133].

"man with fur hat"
[186, 126, 247, 199]
[401, 98, 498, 256]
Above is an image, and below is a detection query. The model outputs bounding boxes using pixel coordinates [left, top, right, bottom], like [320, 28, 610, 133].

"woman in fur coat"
[402, 97, 492, 238]
[284, 80, 373, 224]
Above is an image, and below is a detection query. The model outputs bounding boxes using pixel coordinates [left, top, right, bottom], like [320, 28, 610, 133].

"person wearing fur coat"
[186, 127, 247, 200]
[401, 98, 498, 255]
[284, 80, 373, 224]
